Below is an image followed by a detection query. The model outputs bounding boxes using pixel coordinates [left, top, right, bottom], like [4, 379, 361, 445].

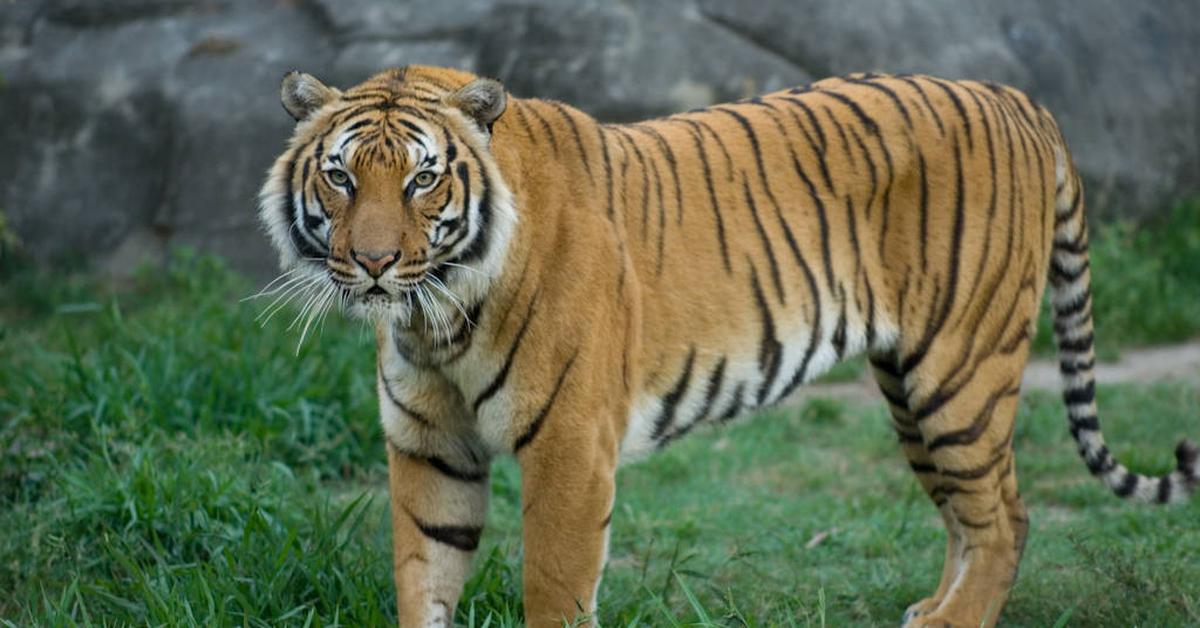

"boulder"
[1, 0, 1195, 277]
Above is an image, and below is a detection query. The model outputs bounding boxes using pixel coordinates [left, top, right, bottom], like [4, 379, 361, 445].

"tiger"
[257, 64, 1198, 627]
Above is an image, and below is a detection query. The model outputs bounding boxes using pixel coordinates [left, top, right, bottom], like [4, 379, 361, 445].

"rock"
[0, 0, 1196, 277]
[694, 0, 1200, 217]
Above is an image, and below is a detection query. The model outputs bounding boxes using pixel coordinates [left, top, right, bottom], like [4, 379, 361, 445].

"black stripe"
[395, 117, 429, 139]
[597, 123, 615, 220]
[453, 143, 493, 265]
[927, 386, 1019, 451]
[1051, 258, 1090, 282]
[514, 351, 579, 452]
[628, 125, 684, 225]
[916, 151, 929, 270]
[340, 91, 391, 103]
[473, 292, 539, 413]
[749, 264, 784, 405]
[847, 126, 878, 220]
[1057, 332, 1094, 354]
[814, 89, 880, 135]
[524, 103, 560, 154]
[512, 105, 537, 141]
[283, 146, 328, 258]
[380, 373, 433, 427]
[696, 357, 727, 422]
[615, 125, 668, 275]
[803, 105, 840, 192]
[716, 383, 746, 423]
[621, 133, 651, 241]
[426, 454, 486, 483]
[1054, 232, 1089, 256]
[940, 134, 968, 333]
[910, 461, 937, 474]
[1054, 291, 1090, 319]
[862, 247, 877, 348]
[902, 134, 967, 375]
[827, 108, 856, 170]
[1062, 380, 1096, 406]
[832, 287, 847, 359]
[680, 122, 732, 272]
[659, 357, 727, 447]
[1114, 472, 1139, 498]
[445, 298, 484, 348]
[780, 95, 827, 151]
[550, 101, 592, 176]
[645, 143, 668, 275]
[1069, 414, 1100, 433]
[869, 356, 903, 380]
[899, 76, 946, 135]
[750, 101, 830, 317]
[846, 77, 912, 126]
[684, 118, 734, 181]
[940, 452, 1005, 480]
[1156, 476, 1172, 504]
[913, 388, 953, 423]
[928, 78, 973, 151]
[651, 347, 697, 440]
[717, 107, 830, 293]
[954, 87, 1004, 325]
[788, 149, 836, 294]
[1059, 357, 1095, 376]
[742, 175, 785, 303]
[1084, 445, 1116, 475]
[411, 513, 483, 552]
[880, 385, 908, 409]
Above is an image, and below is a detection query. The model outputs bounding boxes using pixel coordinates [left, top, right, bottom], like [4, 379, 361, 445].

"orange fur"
[260, 66, 1198, 627]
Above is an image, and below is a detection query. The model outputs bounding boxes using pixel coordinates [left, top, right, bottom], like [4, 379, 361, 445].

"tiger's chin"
[345, 292, 413, 324]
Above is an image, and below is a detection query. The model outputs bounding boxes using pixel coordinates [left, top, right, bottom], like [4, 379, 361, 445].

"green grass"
[1033, 199, 1200, 357]
[1, 204, 1198, 626]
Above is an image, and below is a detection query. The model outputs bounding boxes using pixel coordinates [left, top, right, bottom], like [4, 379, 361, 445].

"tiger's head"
[258, 66, 516, 325]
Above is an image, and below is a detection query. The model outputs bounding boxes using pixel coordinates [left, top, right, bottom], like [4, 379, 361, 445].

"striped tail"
[1049, 146, 1198, 504]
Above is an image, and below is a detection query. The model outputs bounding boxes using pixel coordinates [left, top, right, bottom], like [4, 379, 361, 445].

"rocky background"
[1, 0, 1197, 277]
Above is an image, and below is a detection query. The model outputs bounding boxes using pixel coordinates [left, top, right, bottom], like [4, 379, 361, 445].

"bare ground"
[791, 340, 1200, 405]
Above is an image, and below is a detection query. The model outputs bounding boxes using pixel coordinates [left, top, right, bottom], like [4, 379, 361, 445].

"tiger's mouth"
[334, 262, 466, 329]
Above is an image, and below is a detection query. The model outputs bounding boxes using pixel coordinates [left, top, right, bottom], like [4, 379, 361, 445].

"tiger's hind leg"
[898, 333, 1033, 628]
[869, 353, 963, 622]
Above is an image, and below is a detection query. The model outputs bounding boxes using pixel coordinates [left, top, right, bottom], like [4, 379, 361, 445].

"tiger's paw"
[901, 609, 973, 628]
[900, 597, 941, 626]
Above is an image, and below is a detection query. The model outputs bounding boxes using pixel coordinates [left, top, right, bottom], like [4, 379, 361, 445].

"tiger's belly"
[618, 316, 897, 462]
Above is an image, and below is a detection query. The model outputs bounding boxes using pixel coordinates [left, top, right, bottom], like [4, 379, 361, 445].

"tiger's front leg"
[513, 371, 620, 626]
[386, 441, 489, 626]
[378, 346, 492, 626]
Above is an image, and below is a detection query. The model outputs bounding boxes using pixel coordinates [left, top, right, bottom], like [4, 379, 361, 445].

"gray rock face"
[2, 0, 1196, 277]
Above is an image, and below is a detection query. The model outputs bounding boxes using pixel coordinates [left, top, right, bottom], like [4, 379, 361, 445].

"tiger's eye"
[328, 169, 350, 186]
[414, 171, 436, 187]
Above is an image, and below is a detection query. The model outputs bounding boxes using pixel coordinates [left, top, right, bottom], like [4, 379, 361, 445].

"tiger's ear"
[280, 71, 339, 122]
[447, 78, 507, 132]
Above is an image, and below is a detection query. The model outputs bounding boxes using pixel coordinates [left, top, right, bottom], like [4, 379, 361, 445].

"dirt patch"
[1021, 341, 1200, 390]
[791, 341, 1200, 406]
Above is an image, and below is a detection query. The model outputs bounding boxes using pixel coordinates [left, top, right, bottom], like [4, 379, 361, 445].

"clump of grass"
[1, 435, 395, 625]
[1, 250, 380, 494]
[1036, 199, 1200, 356]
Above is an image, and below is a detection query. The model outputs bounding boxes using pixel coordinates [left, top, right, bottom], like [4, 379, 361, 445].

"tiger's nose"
[351, 249, 399, 278]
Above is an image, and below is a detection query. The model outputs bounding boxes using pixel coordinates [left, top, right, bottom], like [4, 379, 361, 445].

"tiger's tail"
[1048, 142, 1198, 504]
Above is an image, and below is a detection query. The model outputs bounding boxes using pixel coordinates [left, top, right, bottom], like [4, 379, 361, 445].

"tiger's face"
[259, 67, 514, 324]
